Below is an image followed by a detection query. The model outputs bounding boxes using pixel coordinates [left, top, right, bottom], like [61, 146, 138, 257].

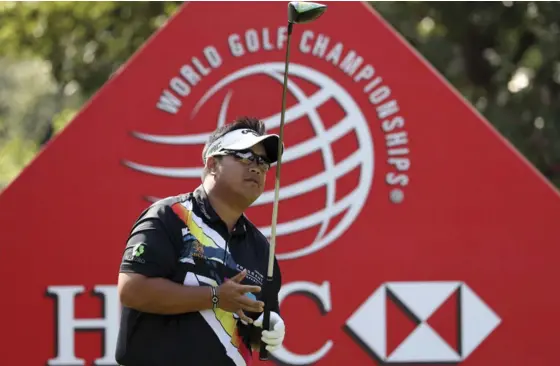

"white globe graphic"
[126, 63, 374, 260]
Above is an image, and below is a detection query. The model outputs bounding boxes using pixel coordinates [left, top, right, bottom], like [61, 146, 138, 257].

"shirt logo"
[126, 243, 146, 264]
[132, 243, 145, 257]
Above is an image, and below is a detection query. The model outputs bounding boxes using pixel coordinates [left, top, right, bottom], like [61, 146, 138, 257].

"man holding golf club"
[116, 117, 286, 366]
[115, 3, 326, 364]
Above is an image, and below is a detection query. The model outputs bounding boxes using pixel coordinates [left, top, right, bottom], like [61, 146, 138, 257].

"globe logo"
[125, 62, 374, 260]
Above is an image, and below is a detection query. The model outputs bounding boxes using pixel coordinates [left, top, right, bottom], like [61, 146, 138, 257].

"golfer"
[115, 117, 286, 366]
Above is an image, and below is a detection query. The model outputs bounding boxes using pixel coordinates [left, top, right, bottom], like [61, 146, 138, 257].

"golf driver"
[259, 1, 327, 361]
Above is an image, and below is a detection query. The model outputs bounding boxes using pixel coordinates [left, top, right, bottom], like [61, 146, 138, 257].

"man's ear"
[206, 156, 218, 175]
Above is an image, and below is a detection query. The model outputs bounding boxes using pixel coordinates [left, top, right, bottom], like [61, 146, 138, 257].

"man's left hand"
[235, 310, 254, 325]
[253, 311, 285, 352]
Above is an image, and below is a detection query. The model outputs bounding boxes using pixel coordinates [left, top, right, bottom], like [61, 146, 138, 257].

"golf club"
[259, 1, 327, 361]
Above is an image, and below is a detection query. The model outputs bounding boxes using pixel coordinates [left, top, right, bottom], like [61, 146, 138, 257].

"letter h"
[46, 285, 119, 366]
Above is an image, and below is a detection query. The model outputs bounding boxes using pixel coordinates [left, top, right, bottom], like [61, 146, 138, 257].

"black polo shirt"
[115, 185, 282, 366]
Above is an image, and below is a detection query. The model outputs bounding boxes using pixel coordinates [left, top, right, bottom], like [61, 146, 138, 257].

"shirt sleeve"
[119, 206, 177, 278]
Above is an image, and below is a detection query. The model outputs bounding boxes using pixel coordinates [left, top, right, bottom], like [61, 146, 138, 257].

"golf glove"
[253, 311, 285, 352]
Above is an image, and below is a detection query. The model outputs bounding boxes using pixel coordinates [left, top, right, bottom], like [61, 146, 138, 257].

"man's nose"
[249, 166, 263, 174]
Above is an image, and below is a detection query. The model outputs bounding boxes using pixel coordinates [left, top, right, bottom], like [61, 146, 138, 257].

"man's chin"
[242, 189, 263, 205]
[244, 192, 261, 205]
[226, 184, 263, 207]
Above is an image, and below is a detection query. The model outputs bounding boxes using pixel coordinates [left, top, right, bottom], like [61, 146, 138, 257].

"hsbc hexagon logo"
[345, 282, 501, 363]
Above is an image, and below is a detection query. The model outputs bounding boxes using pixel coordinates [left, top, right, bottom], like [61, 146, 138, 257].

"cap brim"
[225, 134, 283, 164]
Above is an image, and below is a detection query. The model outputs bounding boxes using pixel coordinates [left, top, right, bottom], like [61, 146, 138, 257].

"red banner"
[1, 1, 560, 365]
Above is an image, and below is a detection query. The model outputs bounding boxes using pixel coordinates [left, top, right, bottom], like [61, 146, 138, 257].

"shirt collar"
[193, 185, 247, 236]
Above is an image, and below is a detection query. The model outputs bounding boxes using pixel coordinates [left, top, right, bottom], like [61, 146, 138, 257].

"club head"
[288, 2, 327, 24]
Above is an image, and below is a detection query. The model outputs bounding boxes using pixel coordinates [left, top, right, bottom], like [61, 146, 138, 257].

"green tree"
[0, 1, 181, 188]
[372, 1, 560, 187]
[0, 58, 60, 189]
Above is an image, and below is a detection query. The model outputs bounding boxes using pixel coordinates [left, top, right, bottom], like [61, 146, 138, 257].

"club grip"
[258, 309, 271, 360]
[259, 277, 274, 361]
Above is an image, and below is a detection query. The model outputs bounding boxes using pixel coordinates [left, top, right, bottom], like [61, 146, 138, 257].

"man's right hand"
[217, 270, 264, 314]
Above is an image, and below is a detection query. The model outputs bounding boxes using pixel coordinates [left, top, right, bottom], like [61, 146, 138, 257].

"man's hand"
[235, 309, 255, 325]
[253, 311, 285, 352]
[217, 270, 264, 314]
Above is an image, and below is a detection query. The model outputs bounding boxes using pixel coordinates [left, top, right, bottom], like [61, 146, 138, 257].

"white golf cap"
[204, 128, 283, 164]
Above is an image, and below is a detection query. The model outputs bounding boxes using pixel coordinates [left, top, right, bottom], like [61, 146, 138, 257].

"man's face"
[213, 142, 270, 203]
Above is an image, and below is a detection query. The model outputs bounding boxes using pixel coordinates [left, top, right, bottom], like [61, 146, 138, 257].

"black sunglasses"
[222, 149, 271, 170]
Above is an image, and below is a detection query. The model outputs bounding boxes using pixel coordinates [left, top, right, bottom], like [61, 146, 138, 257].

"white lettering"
[386, 172, 409, 186]
[262, 28, 274, 51]
[300, 30, 313, 54]
[230, 27, 291, 55]
[339, 51, 363, 77]
[388, 157, 410, 171]
[273, 281, 333, 365]
[180, 65, 201, 86]
[192, 57, 210, 76]
[381, 116, 405, 132]
[364, 76, 382, 93]
[369, 86, 391, 105]
[355, 65, 374, 83]
[387, 147, 410, 156]
[47, 285, 120, 366]
[376, 100, 399, 119]
[312, 34, 330, 58]
[170, 77, 190, 97]
[277, 26, 288, 49]
[228, 34, 244, 57]
[325, 42, 343, 65]
[154, 46, 220, 115]
[156, 90, 182, 114]
[386, 132, 408, 147]
[204, 46, 222, 68]
[245, 29, 260, 53]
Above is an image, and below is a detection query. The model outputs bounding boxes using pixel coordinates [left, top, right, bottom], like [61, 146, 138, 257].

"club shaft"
[267, 21, 292, 279]
[260, 21, 293, 362]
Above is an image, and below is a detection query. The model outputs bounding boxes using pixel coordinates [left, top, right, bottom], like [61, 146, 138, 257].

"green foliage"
[52, 108, 78, 134]
[0, 1, 181, 97]
[0, 137, 38, 189]
[372, 1, 560, 187]
[0, 57, 59, 188]
[0, 1, 181, 189]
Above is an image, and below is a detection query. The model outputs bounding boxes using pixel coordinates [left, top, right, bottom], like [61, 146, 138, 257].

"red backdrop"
[1, 2, 559, 365]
